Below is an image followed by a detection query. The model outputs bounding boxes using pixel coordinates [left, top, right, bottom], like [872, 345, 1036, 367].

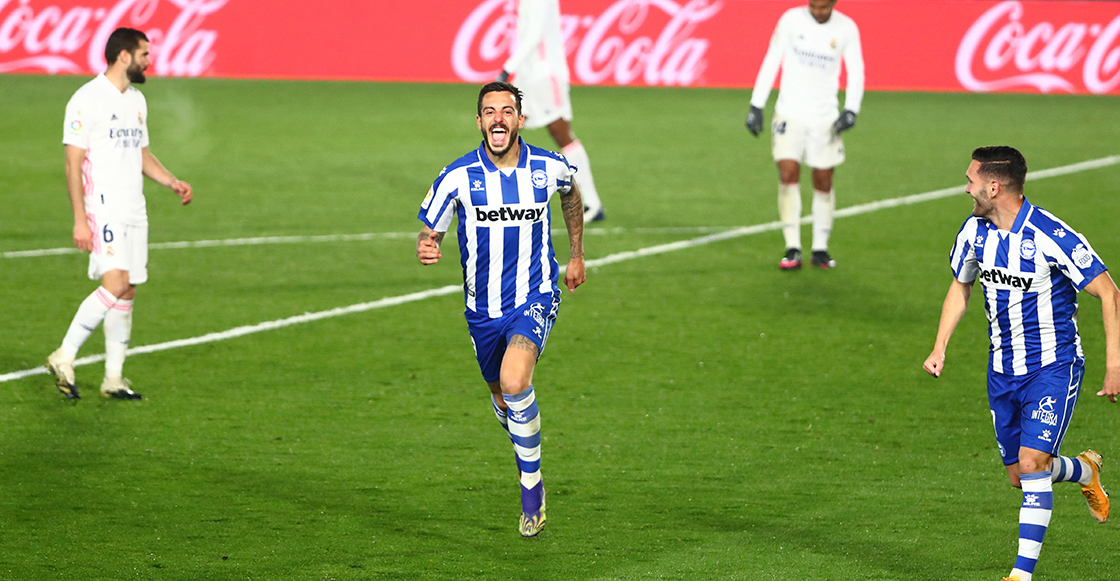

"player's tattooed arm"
[417, 225, 445, 265]
[559, 182, 586, 292]
[509, 334, 541, 358]
[559, 183, 584, 259]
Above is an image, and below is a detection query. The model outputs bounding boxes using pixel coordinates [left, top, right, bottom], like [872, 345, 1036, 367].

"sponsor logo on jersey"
[1072, 243, 1094, 269]
[1053, 228, 1066, 238]
[110, 113, 118, 120]
[1020, 239, 1036, 260]
[470, 179, 485, 192]
[1039, 429, 1053, 443]
[69, 120, 82, 131]
[975, 234, 985, 247]
[109, 127, 145, 148]
[531, 169, 548, 189]
[420, 187, 435, 209]
[474, 206, 545, 223]
[977, 266, 1034, 291]
[1031, 396, 1059, 426]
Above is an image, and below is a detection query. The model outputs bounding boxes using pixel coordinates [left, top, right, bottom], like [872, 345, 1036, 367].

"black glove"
[832, 110, 857, 134]
[496, 70, 509, 82]
[745, 105, 763, 136]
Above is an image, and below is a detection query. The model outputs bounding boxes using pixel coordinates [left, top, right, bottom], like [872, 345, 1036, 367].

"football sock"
[562, 140, 602, 211]
[504, 385, 544, 515]
[1011, 471, 1053, 581]
[491, 394, 512, 440]
[778, 183, 801, 250]
[811, 189, 835, 252]
[60, 286, 118, 360]
[103, 298, 133, 379]
[1051, 455, 1091, 484]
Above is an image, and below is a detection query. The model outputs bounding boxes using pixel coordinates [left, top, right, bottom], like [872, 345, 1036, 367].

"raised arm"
[1082, 271, 1120, 402]
[923, 278, 974, 378]
[558, 181, 585, 292]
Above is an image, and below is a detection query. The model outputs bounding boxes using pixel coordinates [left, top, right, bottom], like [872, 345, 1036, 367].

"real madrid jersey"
[950, 199, 1108, 376]
[501, 0, 570, 84]
[749, 7, 865, 123]
[63, 73, 150, 225]
[419, 137, 576, 319]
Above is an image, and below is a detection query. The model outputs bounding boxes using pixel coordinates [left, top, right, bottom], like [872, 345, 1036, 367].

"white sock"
[778, 183, 801, 250]
[60, 286, 117, 360]
[561, 140, 602, 211]
[811, 189, 835, 252]
[103, 298, 133, 378]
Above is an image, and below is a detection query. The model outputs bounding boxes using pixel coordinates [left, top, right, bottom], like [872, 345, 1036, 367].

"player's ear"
[517, 113, 525, 129]
[477, 115, 483, 131]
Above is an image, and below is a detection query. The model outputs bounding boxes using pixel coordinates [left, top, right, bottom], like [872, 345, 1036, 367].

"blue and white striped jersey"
[419, 137, 576, 319]
[950, 199, 1108, 375]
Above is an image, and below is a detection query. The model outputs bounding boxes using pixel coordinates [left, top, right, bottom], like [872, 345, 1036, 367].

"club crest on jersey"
[1020, 239, 1037, 260]
[524, 302, 546, 327]
[1031, 396, 1059, 426]
[531, 169, 548, 189]
[1072, 244, 1094, 269]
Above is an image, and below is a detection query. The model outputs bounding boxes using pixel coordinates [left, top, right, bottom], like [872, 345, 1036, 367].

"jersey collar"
[1009, 197, 1033, 234]
[476, 137, 528, 172]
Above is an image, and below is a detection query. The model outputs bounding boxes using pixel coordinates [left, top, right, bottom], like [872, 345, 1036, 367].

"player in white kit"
[496, 0, 606, 222]
[47, 28, 193, 400]
[745, 0, 864, 270]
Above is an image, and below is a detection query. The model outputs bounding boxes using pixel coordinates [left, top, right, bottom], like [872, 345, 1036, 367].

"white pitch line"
[3, 154, 1117, 384]
[1, 227, 727, 259]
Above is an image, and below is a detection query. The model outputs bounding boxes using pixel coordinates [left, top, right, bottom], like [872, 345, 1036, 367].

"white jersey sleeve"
[63, 90, 92, 150]
[950, 217, 980, 283]
[502, 0, 568, 83]
[748, 11, 791, 110]
[840, 22, 865, 114]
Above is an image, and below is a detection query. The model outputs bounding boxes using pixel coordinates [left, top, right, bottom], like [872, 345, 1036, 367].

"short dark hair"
[972, 145, 1028, 193]
[477, 81, 523, 116]
[105, 28, 148, 65]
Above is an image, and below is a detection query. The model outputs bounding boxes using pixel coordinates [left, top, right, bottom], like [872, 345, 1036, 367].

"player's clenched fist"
[922, 351, 945, 377]
[417, 229, 442, 265]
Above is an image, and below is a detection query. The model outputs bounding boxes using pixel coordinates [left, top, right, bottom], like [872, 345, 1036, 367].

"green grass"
[1, 75, 1119, 580]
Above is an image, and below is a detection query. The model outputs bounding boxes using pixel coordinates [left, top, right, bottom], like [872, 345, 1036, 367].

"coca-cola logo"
[0, 0, 227, 77]
[452, 0, 722, 87]
[956, 1, 1120, 94]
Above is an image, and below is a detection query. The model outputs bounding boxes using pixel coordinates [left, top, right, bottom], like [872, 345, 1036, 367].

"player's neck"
[104, 67, 131, 93]
[487, 141, 521, 169]
[991, 198, 1024, 231]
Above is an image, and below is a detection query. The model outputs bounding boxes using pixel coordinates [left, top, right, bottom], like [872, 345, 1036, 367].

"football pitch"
[1, 76, 1118, 580]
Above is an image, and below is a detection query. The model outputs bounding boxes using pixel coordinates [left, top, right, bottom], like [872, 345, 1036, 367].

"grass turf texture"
[1, 75, 1119, 580]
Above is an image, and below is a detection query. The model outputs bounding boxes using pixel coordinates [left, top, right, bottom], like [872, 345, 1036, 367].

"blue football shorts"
[466, 292, 560, 383]
[988, 357, 1084, 465]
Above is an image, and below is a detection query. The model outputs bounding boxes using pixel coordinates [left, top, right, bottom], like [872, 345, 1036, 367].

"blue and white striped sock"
[1051, 455, 1090, 484]
[491, 395, 511, 439]
[503, 385, 543, 515]
[1011, 471, 1053, 581]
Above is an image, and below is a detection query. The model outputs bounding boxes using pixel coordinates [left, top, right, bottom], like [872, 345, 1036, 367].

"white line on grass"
[1, 227, 728, 259]
[3, 154, 1117, 384]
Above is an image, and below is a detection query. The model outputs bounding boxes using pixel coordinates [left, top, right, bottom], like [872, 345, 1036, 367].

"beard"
[127, 63, 146, 84]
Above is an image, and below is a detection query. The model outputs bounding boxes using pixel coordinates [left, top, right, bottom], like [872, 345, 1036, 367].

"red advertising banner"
[1, 0, 1118, 94]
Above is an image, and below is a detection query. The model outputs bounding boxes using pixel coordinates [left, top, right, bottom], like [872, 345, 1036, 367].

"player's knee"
[499, 376, 531, 395]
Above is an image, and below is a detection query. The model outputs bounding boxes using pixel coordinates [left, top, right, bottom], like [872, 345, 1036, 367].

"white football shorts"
[86, 216, 148, 284]
[770, 114, 845, 169]
[517, 74, 573, 130]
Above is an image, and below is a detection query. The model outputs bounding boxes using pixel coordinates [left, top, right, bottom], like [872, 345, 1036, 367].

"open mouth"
[490, 125, 509, 148]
